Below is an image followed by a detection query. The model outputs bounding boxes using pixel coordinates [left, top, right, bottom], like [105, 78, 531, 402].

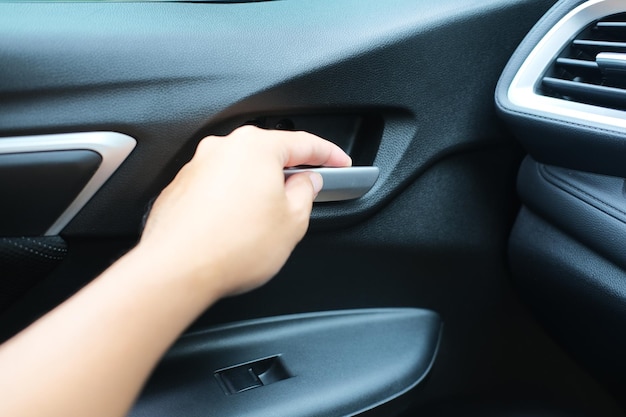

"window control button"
[215, 356, 291, 395]
[218, 366, 262, 394]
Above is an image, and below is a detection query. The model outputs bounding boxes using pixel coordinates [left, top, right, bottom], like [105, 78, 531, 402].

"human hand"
[138, 125, 351, 300]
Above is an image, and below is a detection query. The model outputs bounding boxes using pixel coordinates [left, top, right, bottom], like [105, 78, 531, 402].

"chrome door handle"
[283, 166, 379, 202]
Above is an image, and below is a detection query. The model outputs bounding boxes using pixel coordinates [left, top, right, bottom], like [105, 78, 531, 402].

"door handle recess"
[283, 166, 379, 202]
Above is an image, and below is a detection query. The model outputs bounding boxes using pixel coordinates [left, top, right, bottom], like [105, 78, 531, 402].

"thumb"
[284, 171, 323, 220]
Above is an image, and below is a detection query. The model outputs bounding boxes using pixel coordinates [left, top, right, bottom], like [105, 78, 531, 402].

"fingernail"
[309, 172, 323, 195]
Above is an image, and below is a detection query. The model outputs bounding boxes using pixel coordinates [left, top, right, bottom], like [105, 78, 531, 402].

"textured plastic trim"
[0, 132, 136, 235]
[508, 0, 626, 130]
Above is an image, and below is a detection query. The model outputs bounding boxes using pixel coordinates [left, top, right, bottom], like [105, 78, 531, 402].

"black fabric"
[0, 236, 67, 313]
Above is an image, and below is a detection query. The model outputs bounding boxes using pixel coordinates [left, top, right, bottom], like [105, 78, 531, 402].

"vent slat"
[572, 40, 626, 49]
[542, 77, 626, 110]
[555, 57, 599, 70]
[538, 12, 626, 111]
[597, 22, 626, 28]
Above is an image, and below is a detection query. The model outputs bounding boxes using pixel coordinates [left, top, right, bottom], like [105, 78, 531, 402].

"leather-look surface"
[509, 207, 626, 388]
[513, 156, 626, 388]
[498, 0, 626, 402]
[517, 156, 626, 272]
[0, 0, 555, 235]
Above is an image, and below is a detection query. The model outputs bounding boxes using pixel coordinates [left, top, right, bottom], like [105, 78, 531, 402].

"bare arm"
[0, 126, 351, 417]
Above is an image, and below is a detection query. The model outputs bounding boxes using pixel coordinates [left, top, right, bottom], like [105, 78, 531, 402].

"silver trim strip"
[0, 131, 136, 235]
[508, 0, 626, 130]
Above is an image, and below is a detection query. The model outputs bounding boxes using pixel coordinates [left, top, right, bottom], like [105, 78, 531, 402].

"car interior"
[1, 0, 626, 415]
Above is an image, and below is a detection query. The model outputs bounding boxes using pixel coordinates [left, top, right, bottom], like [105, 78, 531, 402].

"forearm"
[0, 244, 219, 417]
[0, 127, 350, 417]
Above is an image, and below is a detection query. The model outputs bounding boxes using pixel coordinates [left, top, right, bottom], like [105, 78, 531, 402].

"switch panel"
[215, 356, 291, 395]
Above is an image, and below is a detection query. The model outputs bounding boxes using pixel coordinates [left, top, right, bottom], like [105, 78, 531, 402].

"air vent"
[540, 12, 626, 110]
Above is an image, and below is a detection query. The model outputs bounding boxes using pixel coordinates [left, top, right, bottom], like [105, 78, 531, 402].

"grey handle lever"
[283, 166, 379, 202]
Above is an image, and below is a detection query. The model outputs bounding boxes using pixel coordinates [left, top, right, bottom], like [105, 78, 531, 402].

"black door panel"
[130, 309, 442, 417]
[497, 0, 626, 408]
[1, 0, 556, 236]
[3, 0, 626, 415]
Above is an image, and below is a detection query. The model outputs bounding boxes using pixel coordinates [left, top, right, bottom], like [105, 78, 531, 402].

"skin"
[0, 126, 351, 417]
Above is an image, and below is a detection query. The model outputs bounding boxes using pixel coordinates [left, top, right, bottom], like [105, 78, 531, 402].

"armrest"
[130, 308, 441, 417]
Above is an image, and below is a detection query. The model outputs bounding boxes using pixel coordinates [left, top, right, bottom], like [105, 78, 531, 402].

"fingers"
[278, 132, 352, 168]
[284, 172, 323, 229]
[307, 172, 324, 196]
[227, 126, 352, 169]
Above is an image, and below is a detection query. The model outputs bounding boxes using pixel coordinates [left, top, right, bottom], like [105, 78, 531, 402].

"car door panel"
[496, 0, 626, 407]
[3, 0, 626, 416]
[0, 0, 555, 235]
[130, 309, 441, 417]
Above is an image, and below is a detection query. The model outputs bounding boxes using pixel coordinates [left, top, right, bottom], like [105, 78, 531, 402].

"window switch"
[215, 356, 291, 395]
[217, 366, 262, 394]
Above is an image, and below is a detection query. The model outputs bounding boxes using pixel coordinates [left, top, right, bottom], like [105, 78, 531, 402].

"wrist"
[118, 242, 224, 312]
